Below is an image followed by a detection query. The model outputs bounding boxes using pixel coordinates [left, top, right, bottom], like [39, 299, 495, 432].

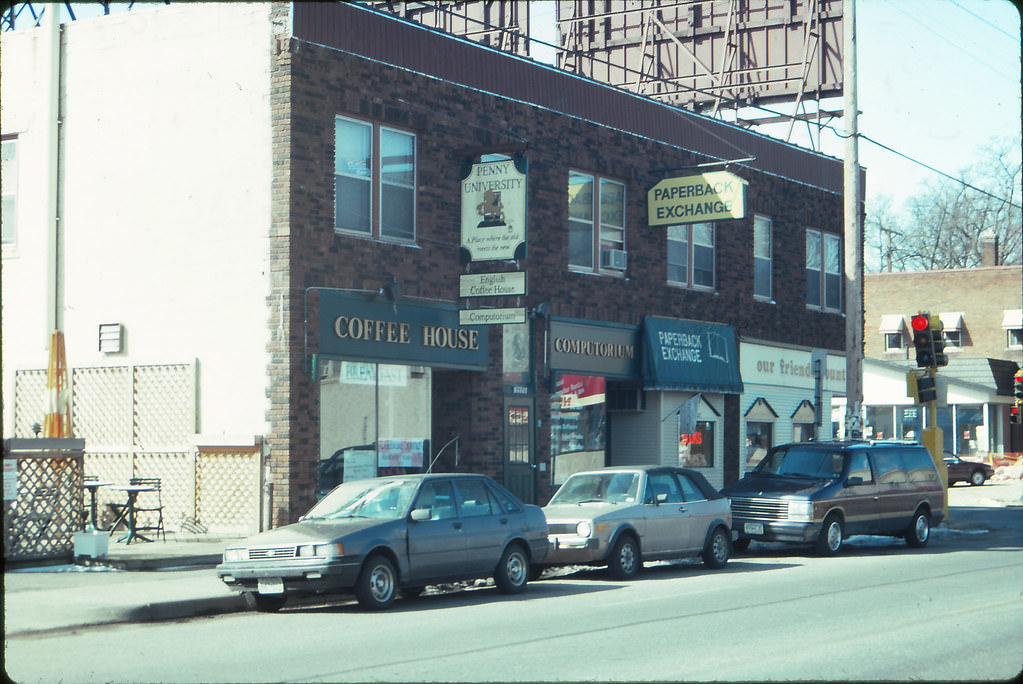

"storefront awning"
[1002, 309, 1022, 329]
[878, 314, 904, 333]
[939, 312, 963, 331]
[642, 316, 743, 394]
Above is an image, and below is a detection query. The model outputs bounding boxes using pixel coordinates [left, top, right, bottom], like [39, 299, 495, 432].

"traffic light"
[930, 315, 948, 367]
[907, 370, 937, 405]
[915, 375, 937, 404]
[1011, 371, 1022, 424]
[911, 313, 936, 367]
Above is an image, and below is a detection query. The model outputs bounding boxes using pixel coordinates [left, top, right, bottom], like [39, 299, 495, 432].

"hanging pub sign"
[460, 158, 528, 262]
[647, 170, 747, 226]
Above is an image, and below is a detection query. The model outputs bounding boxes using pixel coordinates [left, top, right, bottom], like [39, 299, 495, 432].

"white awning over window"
[939, 312, 963, 330]
[879, 314, 904, 333]
[1002, 309, 1023, 329]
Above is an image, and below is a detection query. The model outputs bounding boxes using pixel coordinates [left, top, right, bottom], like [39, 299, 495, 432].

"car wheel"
[905, 508, 931, 548]
[494, 543, 529, 594]
[969, 470, 986, 486]
[702, 526, 730, 569]
[244, 592, 286, 613]
[355, 554, 397, 610]
[732, 537, 751, 553]
[814, 513, 843, 556]
[607, 533, 640, 580]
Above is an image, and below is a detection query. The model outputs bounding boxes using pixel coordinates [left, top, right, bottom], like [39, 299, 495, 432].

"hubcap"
[712, 533, 728, 563]
[915, 515, 929, 542]
[370, 564, 394, 602]
[506, 551, 526, 585]
[826, 522, 842, 551]
[620, 542, 636, 572]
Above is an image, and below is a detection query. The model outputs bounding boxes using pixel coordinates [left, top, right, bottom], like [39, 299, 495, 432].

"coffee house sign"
[318, 291, 489, 370]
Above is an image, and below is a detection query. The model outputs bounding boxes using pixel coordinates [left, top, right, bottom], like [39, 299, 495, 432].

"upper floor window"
[668, 222, 715, 290]
[806, 228, 841, 312]
[2, 136, 17, 248]
[1004, 310, 1022, 349]
[753, 215, 772, 299]
[568, 171, 626, 273]
[884, 332, 904, 352]
[335, 116, 416, 242]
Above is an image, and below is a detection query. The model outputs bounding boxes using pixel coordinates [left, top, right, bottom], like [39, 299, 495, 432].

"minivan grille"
[729, 497, 789, 520]
[248, 546, 297, 560]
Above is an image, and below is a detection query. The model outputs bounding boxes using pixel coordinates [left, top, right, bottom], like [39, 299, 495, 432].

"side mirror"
[410, 508, 431, 522]
[845, 476, 863, 487]
[656, 492, 668, 504]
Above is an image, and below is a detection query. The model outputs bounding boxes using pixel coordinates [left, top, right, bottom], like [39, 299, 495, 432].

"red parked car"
[944, 455, 994, 486]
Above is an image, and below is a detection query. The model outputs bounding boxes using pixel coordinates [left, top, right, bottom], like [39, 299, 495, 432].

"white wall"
[1, 3, 273, 440]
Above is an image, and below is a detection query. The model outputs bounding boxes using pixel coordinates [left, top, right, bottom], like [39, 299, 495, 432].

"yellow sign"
[648, 171, 747, 225]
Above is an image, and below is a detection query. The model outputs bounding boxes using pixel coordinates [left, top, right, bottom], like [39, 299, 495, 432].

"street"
[5, 501, 1021, 683]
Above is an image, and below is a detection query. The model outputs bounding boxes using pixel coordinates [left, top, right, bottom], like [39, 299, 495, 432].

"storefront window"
[953, 405, 984, 455]
[745, 422, 772, 468]
[793, 422, 815, 442]
[865, 405, 895, 440]
[680, 420, 714, 468]
[550, 373, 605, 485]
[898, 405, 923, 441]
[937, 406, 954, 454]
[318, 362, 432, 497]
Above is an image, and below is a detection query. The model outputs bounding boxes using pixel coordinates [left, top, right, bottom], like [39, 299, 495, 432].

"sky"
[43, 0, 1022, 220]
[529, 0, 1022, 219]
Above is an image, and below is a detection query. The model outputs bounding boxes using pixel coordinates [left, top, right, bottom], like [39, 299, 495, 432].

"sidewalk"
[4, 477, 1022, 637]
[4, 531, 246, 636]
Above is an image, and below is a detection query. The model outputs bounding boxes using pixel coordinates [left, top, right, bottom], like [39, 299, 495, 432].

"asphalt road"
[5, 502, 1021, 683]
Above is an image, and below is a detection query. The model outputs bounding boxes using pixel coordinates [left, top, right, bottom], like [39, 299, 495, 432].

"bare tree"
[867, 136, 1021, 272]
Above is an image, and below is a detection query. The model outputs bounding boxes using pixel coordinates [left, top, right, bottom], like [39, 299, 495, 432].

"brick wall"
[864, 266, 1023, 362]
[266, 35, 846, 520]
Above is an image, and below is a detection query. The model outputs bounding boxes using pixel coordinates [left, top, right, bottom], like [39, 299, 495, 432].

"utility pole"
[843, 0, 864, 439]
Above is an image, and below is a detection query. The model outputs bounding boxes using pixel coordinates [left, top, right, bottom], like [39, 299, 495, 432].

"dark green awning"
[642, 316, 743, 394]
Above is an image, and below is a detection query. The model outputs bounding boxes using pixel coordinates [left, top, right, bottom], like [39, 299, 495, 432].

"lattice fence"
[3, 444, 85, 562]
[13, 363, 262, 536]
[197, 447, 262, 536]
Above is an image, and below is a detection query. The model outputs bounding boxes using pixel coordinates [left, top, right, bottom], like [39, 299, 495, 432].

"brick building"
[2, 3, 850, 530]
[860, 233, 1022, 455]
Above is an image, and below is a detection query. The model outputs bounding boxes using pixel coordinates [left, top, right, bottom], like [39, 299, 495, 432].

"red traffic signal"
[911, 314, 935, 367]
[1015, 371, 1023, 401]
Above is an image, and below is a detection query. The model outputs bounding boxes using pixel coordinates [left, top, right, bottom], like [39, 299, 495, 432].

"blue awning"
[642, 316, 743, 394]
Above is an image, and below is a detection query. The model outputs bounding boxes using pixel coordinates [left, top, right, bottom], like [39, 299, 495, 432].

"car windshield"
[549, 472, 641, 505]
[754, 447, 845, 479]
[301, 479, 419, 521]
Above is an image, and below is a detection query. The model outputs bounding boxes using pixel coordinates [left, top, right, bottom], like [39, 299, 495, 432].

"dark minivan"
[721, 441, 945, 555]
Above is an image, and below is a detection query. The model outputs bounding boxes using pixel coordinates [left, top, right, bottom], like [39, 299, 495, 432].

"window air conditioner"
[600, 249, 628, 270]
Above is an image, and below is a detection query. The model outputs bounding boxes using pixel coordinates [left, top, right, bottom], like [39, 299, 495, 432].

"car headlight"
[298, 543, 344, 557]
[787, 500, 814, 521]
[576, 521, 592, 538]
[223, 547, 246, 562]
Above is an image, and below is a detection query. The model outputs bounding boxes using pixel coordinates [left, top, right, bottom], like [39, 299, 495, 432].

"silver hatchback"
[542, 466, 732, 579]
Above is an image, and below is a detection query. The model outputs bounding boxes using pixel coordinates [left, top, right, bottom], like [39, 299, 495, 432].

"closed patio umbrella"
[43, 329, 72, 438]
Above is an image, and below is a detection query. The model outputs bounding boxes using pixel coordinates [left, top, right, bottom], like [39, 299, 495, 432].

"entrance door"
[504, 399, 535, 504]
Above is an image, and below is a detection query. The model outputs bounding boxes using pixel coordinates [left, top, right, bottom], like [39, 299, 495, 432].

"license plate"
[744, 522, 765, 535]
[258, 578, 284, 595]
